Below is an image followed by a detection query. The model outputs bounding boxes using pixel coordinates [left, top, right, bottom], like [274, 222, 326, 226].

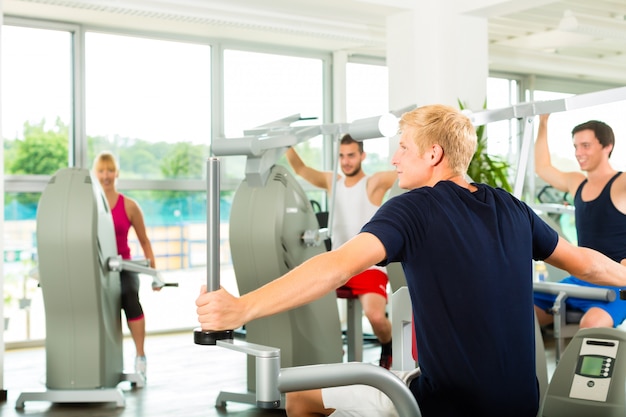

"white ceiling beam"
[8, 0, 386, 46]
[489, 44, 626, 85]
[353, 0, 414, 9]
[456, 0, 555, 18]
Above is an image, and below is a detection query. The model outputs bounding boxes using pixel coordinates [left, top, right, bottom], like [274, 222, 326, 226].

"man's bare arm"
[285, 147, 333, 191]
[368, 170, 398, 206]
[546, 236, 626, 287]
[534, 114, 584, 195]
[196, 232, 386, 331]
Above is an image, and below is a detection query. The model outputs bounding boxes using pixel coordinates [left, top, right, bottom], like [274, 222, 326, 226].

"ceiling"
[485, 0, 626, 87]
[4, 0, 626, 87]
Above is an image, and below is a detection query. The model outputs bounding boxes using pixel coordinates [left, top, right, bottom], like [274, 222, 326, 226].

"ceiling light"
[559, 9, 626, 41]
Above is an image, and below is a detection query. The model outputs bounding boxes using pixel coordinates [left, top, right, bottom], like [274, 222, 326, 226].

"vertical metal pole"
[327, 134, 340, 241]
[207, 157, 220, 292]
[194, 157, 233, 345]
[513, 116, 534, 200]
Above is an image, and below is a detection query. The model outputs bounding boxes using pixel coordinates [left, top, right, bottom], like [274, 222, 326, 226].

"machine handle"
[151, 275, 179, 289]
[107, 257, 178, 289]
[534, 281, 615, 302]
[194, 157, 234, 345]
[279, 363, 421, 417]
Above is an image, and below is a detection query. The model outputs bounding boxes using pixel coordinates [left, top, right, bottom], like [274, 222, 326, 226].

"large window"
[3, 28, 215, 344]
[222, 48, 326, 208]
[222, 49, 325, 188]
[346, 62, 390, 174]
[486, 77, 521, 164]
[223, 50, 324, 138]
[2, 24, 73, 343]
[85, 32, 212, 178]
[2, 25, 72, 177]
[85, 33, 214, 336]
[3, 28, 333, 344]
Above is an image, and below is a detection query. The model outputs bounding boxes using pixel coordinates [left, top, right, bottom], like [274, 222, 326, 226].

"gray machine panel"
[36, 168, 123, 389]
[542, 328, 626, 417]
[229, 165, 343, 391]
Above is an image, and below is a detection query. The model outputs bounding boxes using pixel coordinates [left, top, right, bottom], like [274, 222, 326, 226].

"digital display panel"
[580, 356, 604, 377]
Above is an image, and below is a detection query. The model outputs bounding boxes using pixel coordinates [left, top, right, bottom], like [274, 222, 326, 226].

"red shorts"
[338, 269, 389, 300]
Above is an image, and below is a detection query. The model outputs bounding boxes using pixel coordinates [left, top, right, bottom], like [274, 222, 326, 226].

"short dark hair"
[340, 134, 363, 153]
[572, 120, 615, 157]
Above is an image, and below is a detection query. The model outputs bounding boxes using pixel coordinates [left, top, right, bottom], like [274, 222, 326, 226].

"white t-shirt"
[331, 175, 385, 273]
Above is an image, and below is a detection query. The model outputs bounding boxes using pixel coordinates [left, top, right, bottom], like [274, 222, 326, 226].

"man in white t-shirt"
[285, 134, 397, 368]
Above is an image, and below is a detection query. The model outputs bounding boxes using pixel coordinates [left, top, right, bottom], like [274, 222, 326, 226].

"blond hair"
[399, 104, 477, 175]
[92, 151, 119, 173]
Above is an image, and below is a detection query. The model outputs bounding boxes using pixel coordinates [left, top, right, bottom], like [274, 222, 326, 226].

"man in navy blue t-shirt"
[197, 104, 626, 417]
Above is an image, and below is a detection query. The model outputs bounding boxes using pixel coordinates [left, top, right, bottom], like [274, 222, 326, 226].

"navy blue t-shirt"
[361, 181, 558, 417]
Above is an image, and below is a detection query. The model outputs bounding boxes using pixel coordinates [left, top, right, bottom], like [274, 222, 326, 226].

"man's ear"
[430, 144, 444, 166]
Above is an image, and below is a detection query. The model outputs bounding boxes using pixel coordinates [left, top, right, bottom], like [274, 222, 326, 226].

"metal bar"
[207, 157, 220, 292]
[468, 86, 626, 126]
[513, 116, 534, 199]
[327, 134, 340, 242]
[193, 157, 234, 345]
[533, 281, 615, 302]
[278, 362, 421, 417]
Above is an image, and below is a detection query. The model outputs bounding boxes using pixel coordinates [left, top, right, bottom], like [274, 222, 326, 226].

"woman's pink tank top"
[111, 194, 132, 259]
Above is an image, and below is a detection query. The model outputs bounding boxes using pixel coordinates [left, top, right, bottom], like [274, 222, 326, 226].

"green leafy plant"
[4, 292, 13, 307]
[459, 99, 512, 192]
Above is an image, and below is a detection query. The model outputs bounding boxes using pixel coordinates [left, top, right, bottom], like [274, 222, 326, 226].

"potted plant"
[4, 293, 13, 331]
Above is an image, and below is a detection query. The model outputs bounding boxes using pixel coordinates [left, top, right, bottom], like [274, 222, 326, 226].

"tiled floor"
[0, 327, 565, 417]
[1, 331, 384, 417]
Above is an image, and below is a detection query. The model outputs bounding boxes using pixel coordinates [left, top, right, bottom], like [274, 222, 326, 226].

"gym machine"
[200, 113, 402, 406]
[194, 157, 421, 416]
[542, 327, 626, 417]
[16, 167, 173, 408]
[209, 116, 343, 405]
[540, 291, 626, 416]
